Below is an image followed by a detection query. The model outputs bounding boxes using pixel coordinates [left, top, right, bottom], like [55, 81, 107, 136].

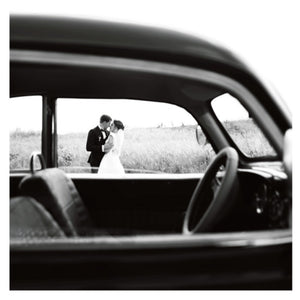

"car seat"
[19, 153, 94, 237]
[10, 196, 65, 238]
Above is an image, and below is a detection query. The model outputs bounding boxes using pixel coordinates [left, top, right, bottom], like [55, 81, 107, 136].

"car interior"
[9, 52, 292, 239]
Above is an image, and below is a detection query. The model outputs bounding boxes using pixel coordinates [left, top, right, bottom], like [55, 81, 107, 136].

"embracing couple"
[86, 114, 125, 174]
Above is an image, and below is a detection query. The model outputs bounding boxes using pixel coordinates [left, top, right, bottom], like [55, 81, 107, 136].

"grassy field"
[10, 120, 276, 173]
[10, 130, 42, 170]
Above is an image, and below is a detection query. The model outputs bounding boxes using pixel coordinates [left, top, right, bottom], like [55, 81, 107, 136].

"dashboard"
[238, 168, 291, 230]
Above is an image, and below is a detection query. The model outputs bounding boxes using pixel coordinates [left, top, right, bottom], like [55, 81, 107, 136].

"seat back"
[10, 196, 65, 238]
[19, 168, 93, 236]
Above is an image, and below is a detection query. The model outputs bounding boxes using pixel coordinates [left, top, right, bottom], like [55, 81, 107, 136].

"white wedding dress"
[98, 130, 125, 175]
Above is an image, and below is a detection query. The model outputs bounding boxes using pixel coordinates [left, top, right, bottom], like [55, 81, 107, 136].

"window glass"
[211, 93, 276, 158]
[9, 96, 42, 171]
[57, 98, 215, 174]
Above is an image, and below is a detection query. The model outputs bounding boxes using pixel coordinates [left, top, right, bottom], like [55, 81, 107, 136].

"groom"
[86, 114, 113, 173]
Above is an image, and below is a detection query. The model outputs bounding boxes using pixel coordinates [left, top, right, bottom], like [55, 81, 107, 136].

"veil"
[113, 129, 124, 155]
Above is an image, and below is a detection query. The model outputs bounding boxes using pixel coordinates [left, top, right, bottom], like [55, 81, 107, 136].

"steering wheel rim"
[183, 147, 239, 234]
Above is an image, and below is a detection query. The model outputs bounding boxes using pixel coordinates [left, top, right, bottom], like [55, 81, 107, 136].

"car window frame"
[10, 50, 286, 173]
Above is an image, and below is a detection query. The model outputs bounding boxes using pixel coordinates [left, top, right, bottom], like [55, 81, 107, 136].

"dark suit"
[86, 126, 110, 173]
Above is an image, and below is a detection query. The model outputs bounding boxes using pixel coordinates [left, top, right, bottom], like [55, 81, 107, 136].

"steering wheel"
[183, 147, 239, 234]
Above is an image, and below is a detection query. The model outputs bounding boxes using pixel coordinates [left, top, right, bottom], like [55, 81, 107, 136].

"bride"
[98, 120, 125, 175]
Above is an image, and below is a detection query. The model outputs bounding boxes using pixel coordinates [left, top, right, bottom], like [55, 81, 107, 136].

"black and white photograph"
[3, 0, 298, 294]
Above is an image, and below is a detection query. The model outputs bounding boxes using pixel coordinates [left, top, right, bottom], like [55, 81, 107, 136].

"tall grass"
[120, 126, 214, 173]
[9, 130, 41, 170]
[10, 120, 276, 173]
[222, 120, 276, 157]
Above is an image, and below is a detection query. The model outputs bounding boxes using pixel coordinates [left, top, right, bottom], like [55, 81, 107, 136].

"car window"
[56, 98, 216, 174]
[9, 96, 42, 171]
[211, 93, 276, 158]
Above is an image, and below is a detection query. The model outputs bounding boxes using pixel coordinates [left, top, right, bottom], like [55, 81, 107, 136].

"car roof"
[10, 15, 247, 72]
[10, 15, 291, 131]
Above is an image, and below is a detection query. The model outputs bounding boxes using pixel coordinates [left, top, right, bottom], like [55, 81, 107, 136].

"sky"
[9, 94, 249, 133]
[2, 0, 300, 297]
